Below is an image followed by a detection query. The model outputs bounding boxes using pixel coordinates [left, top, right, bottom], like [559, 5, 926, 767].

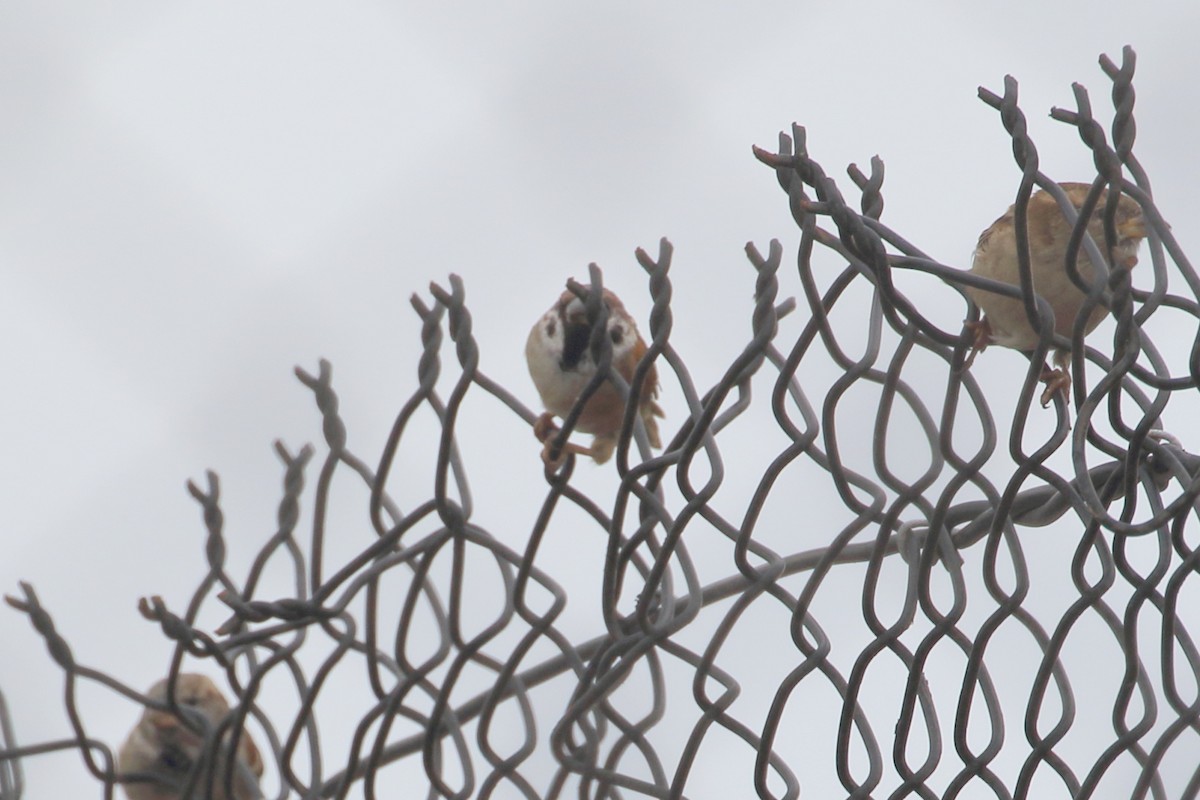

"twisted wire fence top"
[4, 45, 1200, 800]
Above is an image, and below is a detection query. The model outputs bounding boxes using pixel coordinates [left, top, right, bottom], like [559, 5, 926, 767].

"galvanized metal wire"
[4, 45, 1200, 799]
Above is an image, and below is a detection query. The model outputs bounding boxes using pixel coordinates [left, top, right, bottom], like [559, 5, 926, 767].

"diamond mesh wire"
[4, 45, 1200, 800]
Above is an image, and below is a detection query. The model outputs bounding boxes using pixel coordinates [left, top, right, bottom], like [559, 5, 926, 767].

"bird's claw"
[1038, 365, 1071, 407]
[533, 413, 568, 468]
[962, 318, 992, 370]
[533, 412, 558, 444]
[540, 443, 567, 470]
[533, 413, 594, 469]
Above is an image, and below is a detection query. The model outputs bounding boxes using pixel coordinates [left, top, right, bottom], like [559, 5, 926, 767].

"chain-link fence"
[4, 45, 1199, 799]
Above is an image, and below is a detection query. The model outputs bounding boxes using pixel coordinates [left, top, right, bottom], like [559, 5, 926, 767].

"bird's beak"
[146, 710, 197, 739]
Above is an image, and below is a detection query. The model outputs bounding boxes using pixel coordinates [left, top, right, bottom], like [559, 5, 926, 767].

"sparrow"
[118, 673, 264, 800]
[964, 181, 1147, 406]
[526, 286, 663, 465]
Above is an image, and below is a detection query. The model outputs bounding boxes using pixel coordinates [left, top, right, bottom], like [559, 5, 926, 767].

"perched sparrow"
[118, 673, 264, 800]
[526, 286, 663, 465]
[964, 181, 1147, 405]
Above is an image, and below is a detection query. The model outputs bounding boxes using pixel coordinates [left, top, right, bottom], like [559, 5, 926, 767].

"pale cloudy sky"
[3, 3, 1200, 798]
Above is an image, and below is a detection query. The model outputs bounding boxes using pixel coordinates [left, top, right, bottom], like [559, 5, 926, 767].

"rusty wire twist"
[4, 45, 1200, 800]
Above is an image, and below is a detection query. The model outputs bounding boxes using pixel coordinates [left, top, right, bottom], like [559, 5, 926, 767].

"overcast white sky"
[4, 3, 1200, 798]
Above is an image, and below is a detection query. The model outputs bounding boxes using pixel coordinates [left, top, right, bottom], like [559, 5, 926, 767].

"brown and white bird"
[118, 673, 264, 800]
[526, 286, 663, 465]
[964, 181, 1147, 405]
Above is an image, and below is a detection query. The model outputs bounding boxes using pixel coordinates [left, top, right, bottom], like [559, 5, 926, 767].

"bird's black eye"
[610, 326, 624, 346]
[546, 319, 556, 338]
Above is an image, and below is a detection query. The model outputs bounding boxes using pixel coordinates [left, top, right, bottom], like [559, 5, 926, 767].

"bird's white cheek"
[527, 351, 557, 392]
[525, 322, 563, 369]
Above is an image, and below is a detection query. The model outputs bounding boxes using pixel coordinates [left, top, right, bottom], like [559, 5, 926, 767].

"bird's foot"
[962, 318, 993, 369]
[1038, 365, 1071, 407]
[533, 412, 558, 444]
[533, 413, 592, 469]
